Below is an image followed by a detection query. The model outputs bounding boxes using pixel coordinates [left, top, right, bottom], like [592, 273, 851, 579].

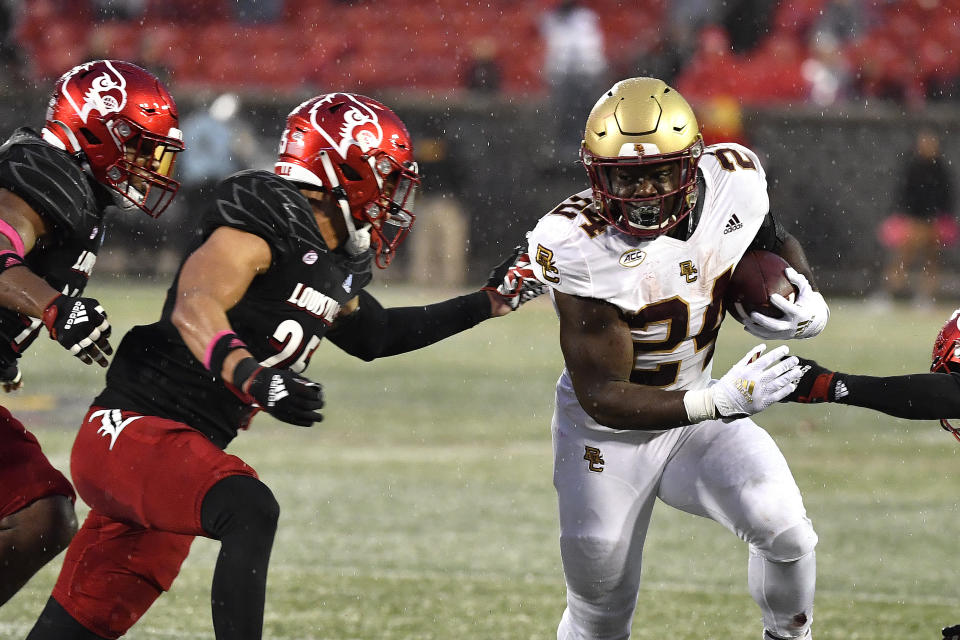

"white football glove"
[685, 344, 801, 422]
[741, 268, 829, 340]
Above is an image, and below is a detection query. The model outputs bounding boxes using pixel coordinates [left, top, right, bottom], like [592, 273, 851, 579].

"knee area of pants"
[756, 520, 818, 563]
[235, 481, 280, 530]
[559, 534, 630, 600]
[202, 476, 279, 539]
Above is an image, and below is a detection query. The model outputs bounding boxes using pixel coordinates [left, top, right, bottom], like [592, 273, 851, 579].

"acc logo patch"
[302, 250, 318, 265]
[619, 249, 646, 268]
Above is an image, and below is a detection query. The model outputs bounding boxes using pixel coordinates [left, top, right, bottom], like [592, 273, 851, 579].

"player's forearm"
[170, 294, 253, 383]
[574, 381, 691, 430]
[788, 358, 960, 419]
[0, 262, 62, 317]
[776, 233, 818, 290]
[838, 372, 960, 419]
[328, 289, 491, 361]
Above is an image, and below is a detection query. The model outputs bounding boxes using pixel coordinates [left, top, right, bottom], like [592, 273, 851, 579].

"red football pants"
[0, 404, 74, 519]
[52, 406, 257, 639]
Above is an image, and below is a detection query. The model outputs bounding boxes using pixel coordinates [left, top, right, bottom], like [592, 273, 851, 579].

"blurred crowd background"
[0, 0, 957, 301]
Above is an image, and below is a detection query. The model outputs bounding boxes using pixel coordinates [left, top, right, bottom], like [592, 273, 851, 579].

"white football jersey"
[528, 143, 770, 428]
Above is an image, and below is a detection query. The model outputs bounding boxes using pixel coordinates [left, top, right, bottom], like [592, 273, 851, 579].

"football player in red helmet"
[784, 307, 960, 437]
[0, 59, 183, 609]
[26, 92, 542, 640]
[42, 58, 183, 217]
[276, 93, 420, 267]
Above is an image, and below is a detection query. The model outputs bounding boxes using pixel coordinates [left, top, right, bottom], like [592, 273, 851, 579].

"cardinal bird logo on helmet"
[62, 61, 128, 125]
[309, 94, 384, 159]
[275, 93, 420, 268]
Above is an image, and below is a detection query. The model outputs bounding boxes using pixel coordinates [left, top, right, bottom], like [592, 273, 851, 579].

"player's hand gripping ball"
[724, 250, 798, 323]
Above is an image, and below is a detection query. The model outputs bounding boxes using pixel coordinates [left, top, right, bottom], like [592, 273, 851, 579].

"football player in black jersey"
[26, 92, 543, 640]
[785, 309, 960, 640]
[0, 60, 182, 608]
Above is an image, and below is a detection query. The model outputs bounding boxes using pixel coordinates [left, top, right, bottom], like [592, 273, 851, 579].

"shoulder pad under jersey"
[526, 192, 598, 297]
[206, 170, 325, 257]
[0, 129, 100, 236]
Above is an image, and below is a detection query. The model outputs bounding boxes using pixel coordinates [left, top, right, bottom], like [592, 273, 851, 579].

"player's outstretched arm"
[325, 241, 544, 361]
[170, 226, 324, 427]
[0, 189, 112, 366]
[784, 356, 960, 421]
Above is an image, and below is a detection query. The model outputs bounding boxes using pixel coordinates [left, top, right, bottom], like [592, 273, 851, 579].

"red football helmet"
[274, 93, 420, 267]
[42, 60, 183, 217]
[931, 307, 960, 441]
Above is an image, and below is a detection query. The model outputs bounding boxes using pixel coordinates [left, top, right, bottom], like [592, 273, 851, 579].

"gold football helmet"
[581, 77, 704, 238]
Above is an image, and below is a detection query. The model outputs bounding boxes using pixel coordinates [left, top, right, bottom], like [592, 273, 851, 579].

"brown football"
[724, 250, 799, 323]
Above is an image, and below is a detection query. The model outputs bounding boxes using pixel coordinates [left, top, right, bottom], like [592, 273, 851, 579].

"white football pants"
[552, 404, 817, 640]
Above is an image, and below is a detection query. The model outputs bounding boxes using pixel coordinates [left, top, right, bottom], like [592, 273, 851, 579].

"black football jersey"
[95, 170, 374, 448]
[0, 128, 108, 364]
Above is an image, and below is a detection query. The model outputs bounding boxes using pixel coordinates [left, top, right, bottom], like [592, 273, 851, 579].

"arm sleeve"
[746, 211, 787, 253]
[837, 371, 960, 419]
[325, 289, 492, 361]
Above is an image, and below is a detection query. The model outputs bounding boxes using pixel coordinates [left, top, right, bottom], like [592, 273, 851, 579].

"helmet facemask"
[931, 308, 960, 440]
[362, 152, 419, 267]
[103, 117, 183, 217]
[581, 77, 705, 239]
[583, 141, 702, 237]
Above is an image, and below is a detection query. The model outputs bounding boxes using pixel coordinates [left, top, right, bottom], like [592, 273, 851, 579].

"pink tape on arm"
[0, 218, 25, 256]
[203, 330, 236, 371]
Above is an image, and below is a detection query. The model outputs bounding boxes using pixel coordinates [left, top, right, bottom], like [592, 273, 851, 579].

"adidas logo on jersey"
[267, 374, 289, 407]
[723, 213, 743, 234]
[64, 301, 89, 329]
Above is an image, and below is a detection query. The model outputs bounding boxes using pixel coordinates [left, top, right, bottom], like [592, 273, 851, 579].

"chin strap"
[318, 150, 370, 256]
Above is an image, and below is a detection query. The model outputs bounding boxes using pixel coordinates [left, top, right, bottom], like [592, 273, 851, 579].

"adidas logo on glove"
[63, 300, 89, 330]
[267, 374, 290, 406]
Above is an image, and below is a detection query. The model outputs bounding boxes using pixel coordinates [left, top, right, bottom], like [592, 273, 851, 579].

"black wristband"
[232, 356, 262, 394]
[203, 331, 248, 381]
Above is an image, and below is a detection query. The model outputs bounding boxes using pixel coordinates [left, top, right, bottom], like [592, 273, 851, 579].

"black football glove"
[482, 242, 548, 310]
[782, 357, 842, 404]
[943, 625, 960, 640]
[0, 362, 22, 393]
[41, 295, 113, 367]
[236, 359, 325, 427]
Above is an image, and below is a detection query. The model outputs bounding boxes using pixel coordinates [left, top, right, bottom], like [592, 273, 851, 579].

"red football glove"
[482, 243, 548, 310]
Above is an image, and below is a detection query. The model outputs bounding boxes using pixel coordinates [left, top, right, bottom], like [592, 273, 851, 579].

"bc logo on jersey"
[584, 445, 605, 473]
[679, 260, 698, 283]
[536, 244, 560, 284]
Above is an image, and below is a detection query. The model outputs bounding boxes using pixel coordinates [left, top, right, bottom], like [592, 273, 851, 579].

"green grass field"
[1, 279, 958, 639]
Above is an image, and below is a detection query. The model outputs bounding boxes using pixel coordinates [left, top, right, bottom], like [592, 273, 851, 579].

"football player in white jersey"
[526, 77, 830, 640]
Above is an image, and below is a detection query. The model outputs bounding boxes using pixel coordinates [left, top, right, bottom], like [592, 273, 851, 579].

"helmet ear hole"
[339, 163, 363, 181]
[79, 128, 101, 145]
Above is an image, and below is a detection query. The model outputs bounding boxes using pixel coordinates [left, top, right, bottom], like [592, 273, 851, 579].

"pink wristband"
[0, 218, 25, 257]
[203, 330, 246, 372]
